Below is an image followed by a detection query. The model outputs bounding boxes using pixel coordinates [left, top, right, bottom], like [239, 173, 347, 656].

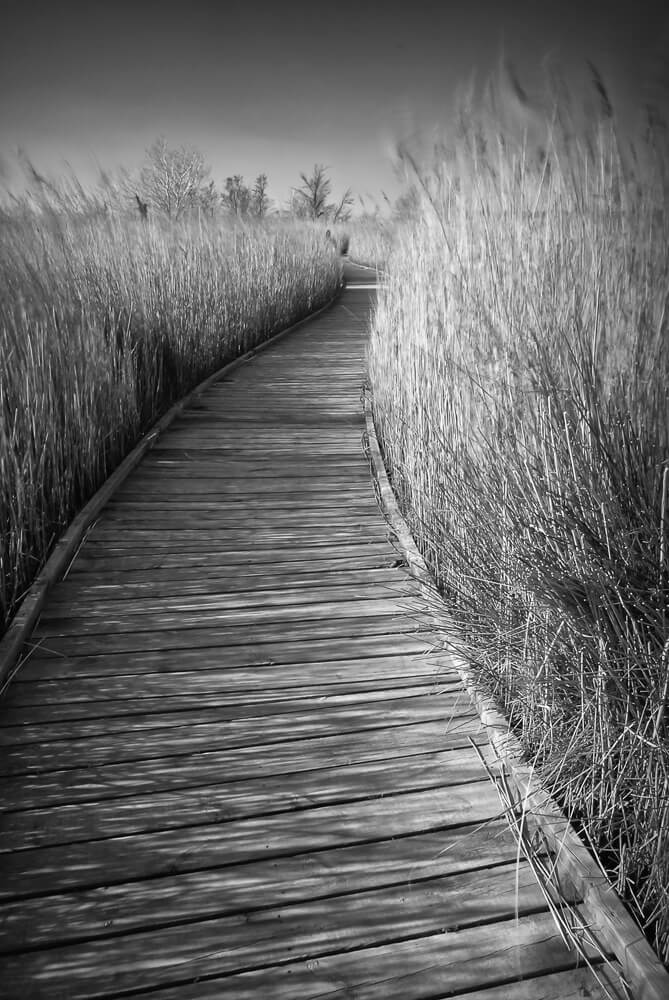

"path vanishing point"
[0, 263, 650, 997]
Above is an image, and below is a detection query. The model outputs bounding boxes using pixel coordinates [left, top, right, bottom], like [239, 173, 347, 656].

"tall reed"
[368, 69, 669, 960]
[340, 217, 396, 269]
[0, 190, 340, 636]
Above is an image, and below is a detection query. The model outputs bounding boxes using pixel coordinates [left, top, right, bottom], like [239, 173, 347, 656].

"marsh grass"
[0, 183, 341, 635]
[341, 217, 396, 269]
[368, 68, 669, 959]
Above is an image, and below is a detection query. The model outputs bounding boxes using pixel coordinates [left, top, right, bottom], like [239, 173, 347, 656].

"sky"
[2, 0, 668, 213]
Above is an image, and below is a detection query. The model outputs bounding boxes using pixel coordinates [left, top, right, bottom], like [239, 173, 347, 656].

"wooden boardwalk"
[0, 264, 620, 997]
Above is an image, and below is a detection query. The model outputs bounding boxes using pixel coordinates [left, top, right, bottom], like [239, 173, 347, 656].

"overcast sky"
[2, 0, 668, 211]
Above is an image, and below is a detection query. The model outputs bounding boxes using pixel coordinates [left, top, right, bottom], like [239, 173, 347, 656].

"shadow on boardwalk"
[0, 264, 620, 997]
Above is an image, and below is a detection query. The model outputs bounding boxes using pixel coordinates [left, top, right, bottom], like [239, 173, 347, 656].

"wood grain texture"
[0, 264, 617, 999]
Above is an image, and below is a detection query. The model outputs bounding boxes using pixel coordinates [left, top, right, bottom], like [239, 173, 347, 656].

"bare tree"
[293, 164, 331, 219]
[139, 138, 211, 221]
[292, 164, 353, 223]
[193, 179, 220, 218]
[331, 187, 354, 223]
[223, 175, 251, 216]
[250, 173, 270, 217]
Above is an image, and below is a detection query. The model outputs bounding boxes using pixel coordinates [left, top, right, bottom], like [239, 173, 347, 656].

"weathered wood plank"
[124, 947, 619, 1000]
[439, 969, 622, 1000]
[79, 530, 392, 553]
[96, 508, 383, 527]
[39, 580, 418, 619]
[65, 541, 394, 573]
[145, 437, 364, 453]
[140, 453, 369, 467]
[2, 675, 444, 722]
[1, 908, 611, 1000]
[10, 648, 439, 697]
[17, 633, 434, 679]
[61, 552, 400, 584]
[3, 657, 453, 707]
[0, 782, 503, 900]
[78, 527, 392, 552]
[43, 566, 410, 605]
[0, 746, 489, 850]
[33, 595, 426, 638]
[0, 865, 550, 999]
[0, 722, 485, 810]
[126, 465, 373, 481]
[147, 442, 367, 457]
[86, 522, 388, 541]
[0, 822, 515, 952]
[26, 614, 431, 658]
[0, 684, 460, 744]
[0, 695, 478, 772]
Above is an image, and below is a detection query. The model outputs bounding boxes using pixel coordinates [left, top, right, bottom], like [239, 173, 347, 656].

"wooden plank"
[3, 657, 453, 707]
[124, 470, 372, 487]
[127, 464, 372, 479]
[107, 485, 377, 502]
[0, 865, 551, 999]
[1, 679, 444, 724]
[0, 782, 503, 900]
[0, 746, 489, 850]
[121, 936, 618, 1000]
[113, 480, 372, 497]
[0, 684, 461, 744]
[0, 695, 478, 773]
[96, 508, 383, 527]
[88, 520, 387, 538]
[38, 581, 419, 623]
[440, 969, 622, 1000]
[0, 722, 485, 811]
[33, 595, 425, 638]
[80, 525, 391, 547]
[145, 434, 363, 449]
[43, 566, 410, 604]
[65, 541, 393, 573]
[148, 442, 368, 456]
[61, 552, 400, 583]
[80, 525, 391, 549]
[17, 633, 434, 680]
[0, 822, 515, 952]
[26, 614, 431, 658]
[82, 533, 391, 553]
[7, 665, 456, 710]
[39, 580, 418, 618]
[105, 492, 380, 510]
[2, 674, 444, 721]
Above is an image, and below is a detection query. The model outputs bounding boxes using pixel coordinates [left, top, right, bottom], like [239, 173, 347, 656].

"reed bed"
[341, 218, 396, 269]
[0, 196, 341, 636]
[368, 75, 669, 960]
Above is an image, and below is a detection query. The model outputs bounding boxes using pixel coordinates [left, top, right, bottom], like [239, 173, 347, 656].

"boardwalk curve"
[0, 264, 629, 997]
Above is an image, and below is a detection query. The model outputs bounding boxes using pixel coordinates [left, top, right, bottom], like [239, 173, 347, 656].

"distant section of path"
[0, 263, 620, 997]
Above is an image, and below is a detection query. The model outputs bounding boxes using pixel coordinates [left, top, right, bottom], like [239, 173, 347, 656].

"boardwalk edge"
[0, 288, 342, 695]
[362, 389, 669, 1000]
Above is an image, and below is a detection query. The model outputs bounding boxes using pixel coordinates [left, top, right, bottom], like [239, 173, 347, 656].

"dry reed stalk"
[368, 61, 669, 962]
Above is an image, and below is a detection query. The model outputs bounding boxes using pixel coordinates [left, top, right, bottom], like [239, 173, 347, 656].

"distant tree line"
[135, 138, 354, 224]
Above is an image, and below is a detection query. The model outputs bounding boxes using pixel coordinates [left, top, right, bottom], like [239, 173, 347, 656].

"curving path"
[0, 263, 621, 997]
